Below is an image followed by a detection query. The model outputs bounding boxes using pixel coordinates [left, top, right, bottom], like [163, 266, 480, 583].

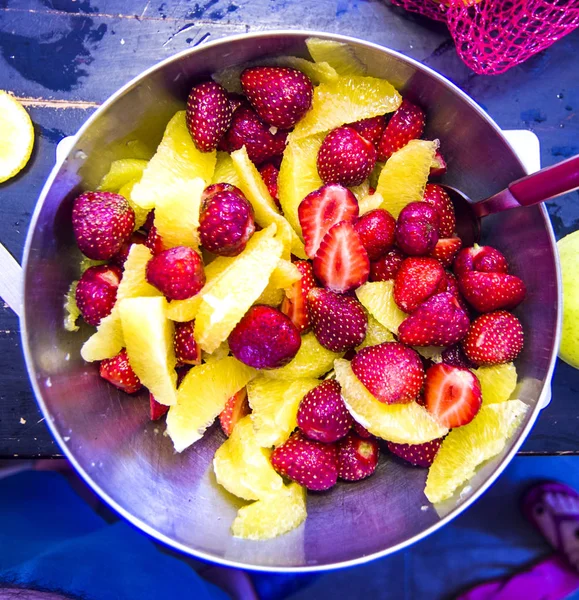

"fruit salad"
[65, 38, 529, 541]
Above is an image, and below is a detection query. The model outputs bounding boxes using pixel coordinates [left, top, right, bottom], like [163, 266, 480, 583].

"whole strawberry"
[395, 201, 440, 256]
[186, 81, 232, 152]
[76, 264, 122, 326]
[271, 431, 338, 491]
[387, 438, 442, 467]
[354, 209, 396, 261]
[422, 184, 456, 238]
[241, 66, 313, 129]
[441, 344, 477, 369]
[199, 183, 255, 256]
[462, 310, 524, 366]
[454, 245, 509, 277]
[307, 288, 368, 352]
[281, 259, 317, 333]
[351, 342, 424, 404]
[150, 394, 169, 421]
[229, 305, 301, 369]
[99, 348, 142, 394]
[317, 126, 377, 187]
[146, 246, 205, 300]
[72, 191, 135, 260]
[174, 320, 201, 365]
[431, 237, 462, 268]
[378, 99, 425, 160]
[398, 292, 470, 347]
[393, 257, 446, 313]
[445, 271, 470, 313]
[337, 432, 379, 481]
[258, 162, 280, 209]
[297, 380, 353, 443]
[348, 116, 386, 149]
[370, 248, 406, 282]
[459, 271, 526, 313]
[144, 225, 165, 255]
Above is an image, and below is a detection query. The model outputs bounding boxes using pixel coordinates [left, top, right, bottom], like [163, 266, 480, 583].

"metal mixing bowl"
[21, 31, 561, 571]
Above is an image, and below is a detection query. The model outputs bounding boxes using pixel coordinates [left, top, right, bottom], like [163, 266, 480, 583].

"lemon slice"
[0, 92, 34, 183]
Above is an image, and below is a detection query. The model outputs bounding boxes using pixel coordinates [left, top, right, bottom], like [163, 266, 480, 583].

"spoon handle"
[473, 155, 579, 218]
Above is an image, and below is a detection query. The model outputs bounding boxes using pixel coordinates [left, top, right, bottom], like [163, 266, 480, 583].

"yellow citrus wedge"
[359, 192, 384, 216]
[306, 38, 367, 76]
[63, 281, 80, 332]
[475, 363, 517, 405]
[356, 281, 407, 335]
[119, 178, 149, 230]
[97, 158, 148, 192]
[0, 91, 34, 184]
[212, 151, 242, 187]
[357, 315, 394, 349]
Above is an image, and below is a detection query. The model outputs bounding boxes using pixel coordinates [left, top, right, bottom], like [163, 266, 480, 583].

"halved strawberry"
[462, 311, 524, 366]
[429, 150, 447, 177]
[281, 260, 317, 333]
[348, 116, 386, 149]
[298, 184, 359, 259]
[219, 388, 250, 437]
[313, 221, 370, 293]
[424, 363, 482, 428]
[422, 184, 456, 238]
[99, 348, 142, 394]
[186, 81, 232, 152]
[431, 237, 462, 268]
[378, 99, 425, 160]
[174, 321, 201, 365]
[387, 438, 443, 467]
[393, 257, 446, 313]
[458, 272, 526, 313]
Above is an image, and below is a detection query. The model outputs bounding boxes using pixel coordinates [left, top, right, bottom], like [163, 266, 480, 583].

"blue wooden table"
[0, 0, 577, 457]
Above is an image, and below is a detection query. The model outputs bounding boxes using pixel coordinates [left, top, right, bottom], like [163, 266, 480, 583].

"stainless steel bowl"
[21, 31, 561, 572]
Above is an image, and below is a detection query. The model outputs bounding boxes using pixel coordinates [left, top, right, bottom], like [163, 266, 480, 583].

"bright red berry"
[76, 264, 122, 326]
[369, 248, 406, 282]
[387, 438, 442, 467]
[431, 237, 462, 268]
[378, 99, 425, 160]
[146, 246, 205, 300]
[219, 388, 250, 437]
[258, 162, 281, 209]
[429, 150, 447, 177]
[454, 245, 509, 277]
[423, 184, 456, 238]
[281, 260, 317, 333]
[186, 81, 232, 152]
[99, 348, 142, 394]
[111, 231, 147, 268]
[348, 116, 386, 149]
[173, 320, 201, 366]
[144, 225, 165, 255]
[337, 432, 379, 481]
[354, 209, 396, 261]
[459, 272, 526, 313]
[393, 257, 447, 313]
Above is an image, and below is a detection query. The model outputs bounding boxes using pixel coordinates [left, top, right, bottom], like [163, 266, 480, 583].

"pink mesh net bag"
[391, 0, 579, 75]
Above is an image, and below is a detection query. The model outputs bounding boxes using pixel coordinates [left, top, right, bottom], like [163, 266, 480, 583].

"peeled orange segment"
[247, 376, 319, 447]
[357, 315, 394, 349]
[264, 331, 343, 381]
[256, 260, 300, 307]
[231, 147, 306, 259]
[306, 38, 367, 76]
[131, 111, 216, 210]
[425, 400, 528, 504]
[356, 281, 407, 335]
[97, 158, 148, 192]
[376, 140, 438, 218]
[202, 341, 230, 364]
[475, 363, 517, 405]
[167, 357, 255, 452]
[214, 416, 283, 501]
[118, 296, 178, 405]
[80, 257, 106, 274]
[335, 359, 448, 444]
[64, 281, 80, 333]
[255, 287, 284, 307]
[212, 151, 242, 187]
[81, 245, 160, 362]
[119, 178, 149, 230]
[232, 482, 307, 540]
[194, 224, 284, 353]
[415, 346, 443, 363]
[292, 75, 401, 140]
[0, 91, 34, 184]
[359, 192, 384, 216]
[212, 66, 243, 94]
[277, 133, 324, 238]
[153, 177, 205, 249]
[271, 56, 339, 85]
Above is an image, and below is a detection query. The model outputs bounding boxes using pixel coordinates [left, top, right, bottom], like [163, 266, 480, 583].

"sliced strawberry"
[99, 348, 142, 394]
[454, 245, 509, 277]
[313, 221, 370, 293]
[348, 116, 386, 149]
[337, 432, 379, 481]
[387, 438, 443, 467]
[241, 66, 313, 129]
[462, 311, 524, 366]
[76, 264, 122, 326]
[258, 162, 281, 209]
[424, 363, 482, 428]
[459, 271, 526, 313]
[307, 288, 368, 352]
[150, 394, 169, 421]
[422, 183, 456, 238]
[351, 342, 424, 404]
[186, 81, 232, 152]
[174, 321, 201, 365]
[378, 99, 425, 160]
[298, 184, 359, 259]
[393, 257, 447, 313]
[281, 260, 317, 333]
[398, 292, 470, 347]
[369, 248, 406, 282]
[429, 150, 447, 177]
[354, 208, 396, 261]
[431, 237, 462, 267]
[219, 388, 250, 437]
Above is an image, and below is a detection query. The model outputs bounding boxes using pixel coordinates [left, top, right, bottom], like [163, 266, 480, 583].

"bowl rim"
[21, 29, 562, 573]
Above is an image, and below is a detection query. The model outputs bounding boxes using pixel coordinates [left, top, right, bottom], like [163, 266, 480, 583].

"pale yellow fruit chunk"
[256, 259, 301, 307]
[264, 331, 342, 381]
[194, 225, 284, 353]
[131, 111, 216, 210]
[167, 357, 255, 452]
[81, 245, 160, 361]
[376, 140, 438, 218]
[292, 75, 401, 139]
[119, 178, 149, 230]
[278, 133, 325, 238]
[118, 296, 177, 406]
[0, 91, 34, 183]
[557, 231, 579, 368]
[415, 346, 443, 363]
[212, 151, 242, 187]
[271, 56, 339, 84]
[335, 359, 447, 444]
[214, 416, 283, 501]
[425, 400, 528, 503]
[153, 177, 204, 249]
[306, 38, 366, 76]
[356, 281, 407, 335]
[255, 287, 284, 307]
[64, 281, 80, 332]
[231, 147, 306, 259]
[359, 192, 384, 216]
[357, 315, 394, 349]
[232, 482, 306, 540]
[476, 363, 517, 405]
[98, 158, 148, 192]
[248, 377, 319, 447]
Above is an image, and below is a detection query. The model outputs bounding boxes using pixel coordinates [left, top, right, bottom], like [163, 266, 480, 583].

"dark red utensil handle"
[509, 155, 579, 206]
